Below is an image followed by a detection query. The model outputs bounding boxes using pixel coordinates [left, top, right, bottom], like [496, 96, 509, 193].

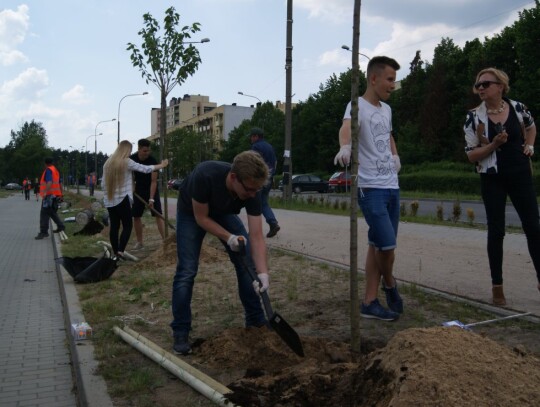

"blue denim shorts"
[358, 188, 400, 250]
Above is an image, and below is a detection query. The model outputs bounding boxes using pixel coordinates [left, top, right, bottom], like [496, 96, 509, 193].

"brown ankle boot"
[492, 285, 506, 306]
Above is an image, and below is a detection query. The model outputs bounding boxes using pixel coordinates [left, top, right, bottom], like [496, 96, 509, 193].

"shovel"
[442, 312, 531, 330]
[237, 237, 304, 357]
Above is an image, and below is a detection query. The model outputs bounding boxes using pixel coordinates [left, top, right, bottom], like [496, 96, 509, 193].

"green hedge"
[399, 171, 480, 194]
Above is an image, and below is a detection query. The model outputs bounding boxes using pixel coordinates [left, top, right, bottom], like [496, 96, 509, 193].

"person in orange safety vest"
[35, 158, 65, 239]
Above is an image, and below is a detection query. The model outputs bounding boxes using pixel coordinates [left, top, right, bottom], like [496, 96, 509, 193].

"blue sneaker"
[361, 299, 399, 321]
[381, 278, 404, 314]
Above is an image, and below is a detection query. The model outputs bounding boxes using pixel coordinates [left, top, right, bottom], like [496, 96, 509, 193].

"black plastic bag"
[57, 254, 117, 283]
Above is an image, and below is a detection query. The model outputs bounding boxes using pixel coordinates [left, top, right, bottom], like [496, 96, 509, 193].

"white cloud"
[0, 49, 28, 65]
[1, 67, 49, 100]
[62, 84, 91, 105]
[0, 4, 30, 66]
[295, 0, 349, 24]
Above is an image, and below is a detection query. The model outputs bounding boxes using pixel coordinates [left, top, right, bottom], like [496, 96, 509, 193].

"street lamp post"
[86, 133, 101, 184]
[94, 119, 116, 181]
[341, 45, 371, 60]
[238, 91, 262, 105]
[238, 91, 265, 129]
[117, 92, 149, 144]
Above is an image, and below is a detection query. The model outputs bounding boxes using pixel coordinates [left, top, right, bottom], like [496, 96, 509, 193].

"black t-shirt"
[129, 153, 158, 193]
[488, 107, 530, 175]
[177, 161, 262, 217]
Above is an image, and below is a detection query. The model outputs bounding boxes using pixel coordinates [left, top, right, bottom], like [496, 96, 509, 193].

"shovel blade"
[269, 312, 305, 357]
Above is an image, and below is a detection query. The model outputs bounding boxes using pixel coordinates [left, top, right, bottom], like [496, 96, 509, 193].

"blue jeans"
[261, 180, 278, 226]
[358, 188, 400, 250]
[170, 211, 267, 335]
[481, 171, 540, 285]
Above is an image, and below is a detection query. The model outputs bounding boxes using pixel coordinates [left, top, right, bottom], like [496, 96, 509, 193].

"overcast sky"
[0, 0, 534, 155]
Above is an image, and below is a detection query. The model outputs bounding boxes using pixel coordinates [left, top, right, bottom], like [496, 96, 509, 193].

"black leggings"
[107, 196, 133, 255]
[481, 171, 540, 285]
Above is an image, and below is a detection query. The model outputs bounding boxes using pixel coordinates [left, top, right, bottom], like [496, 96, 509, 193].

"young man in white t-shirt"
[334, 56, 403, 321]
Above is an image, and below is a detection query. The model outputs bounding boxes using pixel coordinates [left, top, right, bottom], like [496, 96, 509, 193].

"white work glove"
[253, 273, 269, 294]
[334, 145, 352, 167]
[393, 155, 401, 173]
[227, 234, 241, 252]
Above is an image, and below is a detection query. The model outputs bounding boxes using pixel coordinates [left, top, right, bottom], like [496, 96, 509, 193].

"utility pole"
[282, 0, 293, 201]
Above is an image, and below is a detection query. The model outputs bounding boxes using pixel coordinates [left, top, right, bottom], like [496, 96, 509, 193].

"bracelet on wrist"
[149, 199, 155, 203]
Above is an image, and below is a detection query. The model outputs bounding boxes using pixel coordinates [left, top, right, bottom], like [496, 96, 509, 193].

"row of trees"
[0, 120, 107, 186]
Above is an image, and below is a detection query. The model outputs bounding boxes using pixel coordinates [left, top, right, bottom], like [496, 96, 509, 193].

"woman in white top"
[101, 140, 168, 259]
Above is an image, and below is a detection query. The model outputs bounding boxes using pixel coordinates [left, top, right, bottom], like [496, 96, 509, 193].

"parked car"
[328, 171, 352, 193]
[167, 178, 183, 191]
[278, 174, 329, 194]
[4, 182, 22, 190]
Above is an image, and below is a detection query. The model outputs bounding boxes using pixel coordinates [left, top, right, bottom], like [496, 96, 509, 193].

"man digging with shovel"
[171, 151, 271, 355]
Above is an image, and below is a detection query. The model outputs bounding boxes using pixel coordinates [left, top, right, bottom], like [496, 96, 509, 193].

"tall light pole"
[95, 119, 116, 181]
[237, 91, 262, 105]
[70, 145, 84, 194]
[86, 133, 101, 183]
[341, 45, 371, 60]
[117, 92, 148, 144]
[238, 91, 265, 130]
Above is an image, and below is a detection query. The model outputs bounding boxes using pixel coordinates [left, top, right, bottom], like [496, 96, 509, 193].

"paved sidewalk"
[0, 193, 113, 407]
[0, 194, 77, 406]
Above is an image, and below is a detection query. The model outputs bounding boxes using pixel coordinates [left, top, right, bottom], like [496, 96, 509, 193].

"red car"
[328, 171, 352, 193]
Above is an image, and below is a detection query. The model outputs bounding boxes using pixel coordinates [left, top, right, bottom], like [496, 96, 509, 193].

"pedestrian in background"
[248, 127, 280, 238]
[334, 56, 403, 321]
[23, 177, 31, 200]
[87, 172, 96, 196]
[35, 158, 64, 239]
[130, 139, 165, 250]
[464, 67, 540, 304]
[101, 140, 168, 260]
[33, 177, 40, 201]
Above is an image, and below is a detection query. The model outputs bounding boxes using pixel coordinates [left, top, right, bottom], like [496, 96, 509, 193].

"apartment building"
[149, 95, 256, 149]
[150, 94, 217, 136]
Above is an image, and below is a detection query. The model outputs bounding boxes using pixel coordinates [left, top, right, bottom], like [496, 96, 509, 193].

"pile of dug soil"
[192, 326, 540, 407]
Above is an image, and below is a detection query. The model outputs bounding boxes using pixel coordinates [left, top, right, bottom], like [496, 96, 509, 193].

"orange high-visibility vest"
[40, 165, 62, 197]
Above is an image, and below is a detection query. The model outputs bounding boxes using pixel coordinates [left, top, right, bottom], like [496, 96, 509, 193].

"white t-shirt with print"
[343, 97, 399, 189]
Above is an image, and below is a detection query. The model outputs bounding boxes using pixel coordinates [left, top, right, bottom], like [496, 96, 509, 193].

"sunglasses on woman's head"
[474, 80, 500, 90]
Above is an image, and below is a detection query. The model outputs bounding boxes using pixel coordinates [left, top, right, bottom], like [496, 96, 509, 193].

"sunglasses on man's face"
[474, 80, 500, 90]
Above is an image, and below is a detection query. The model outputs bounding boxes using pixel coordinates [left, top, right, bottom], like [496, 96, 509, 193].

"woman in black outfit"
[464, 67, 539, 306]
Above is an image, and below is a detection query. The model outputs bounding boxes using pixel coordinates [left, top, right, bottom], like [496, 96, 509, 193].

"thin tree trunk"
[160, 89, 169, 238]
[349, 0, 362, 354]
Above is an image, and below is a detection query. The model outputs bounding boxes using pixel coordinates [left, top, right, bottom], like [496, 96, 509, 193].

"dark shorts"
[132, 191, 162, 218]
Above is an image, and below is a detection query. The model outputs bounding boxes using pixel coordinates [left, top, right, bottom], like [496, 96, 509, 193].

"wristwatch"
[149, 199, 155, 203]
